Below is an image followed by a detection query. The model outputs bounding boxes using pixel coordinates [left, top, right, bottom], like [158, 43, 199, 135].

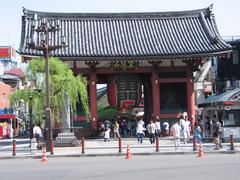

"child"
[104, 127, 111, 142]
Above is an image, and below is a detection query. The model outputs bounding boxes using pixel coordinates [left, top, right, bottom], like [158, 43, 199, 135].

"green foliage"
[11, 89, 44, 124]
[98, 107, 117, 119]
[11, 57, 90, 125]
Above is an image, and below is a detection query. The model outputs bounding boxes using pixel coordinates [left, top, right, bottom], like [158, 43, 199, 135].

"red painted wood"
[158, 78, 188, 83]
[73, 116, 86, 121]
[159, 114, 180, 118]
[0, 114, 15, 119]
[187, 76, 195, 129]
[107, 76, 117, 108]
[72, 66, 187, 74]
[151, 70, 160, 119]
[89, 72, 98, 130]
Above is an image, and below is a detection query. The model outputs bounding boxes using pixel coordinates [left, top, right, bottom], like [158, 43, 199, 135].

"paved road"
[0, 154, 239, 180]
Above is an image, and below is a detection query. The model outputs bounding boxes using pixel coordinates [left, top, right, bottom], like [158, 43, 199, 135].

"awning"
[0, 114, 15, 119]
[198, 88, 240, 107]
[0, 74, 20, 81]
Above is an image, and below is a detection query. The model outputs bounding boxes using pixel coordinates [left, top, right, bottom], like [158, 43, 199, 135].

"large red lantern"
[107, 74, 142, 109]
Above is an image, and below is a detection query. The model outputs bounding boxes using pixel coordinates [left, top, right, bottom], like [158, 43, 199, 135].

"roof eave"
[18, 49, 232, 61]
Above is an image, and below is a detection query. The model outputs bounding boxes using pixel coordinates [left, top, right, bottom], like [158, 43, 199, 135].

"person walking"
[179, 115, 188, 144]
[212, 119, 222, 150]
[136, 122, 145, 143]
[113, 121, 120, 139]
[155, 118, 161, 137]
[205, 116, 212, 137]
[219, 118, 224, 148]
[147, 119, 156, 144]
[194, 122, 202, 145]
[170, 121, 181, 150]
[33, 123, 42, 149]
[163, 121, 169, 137]
[104, 127, 111, 142]
[185, 117, 191, 142]
[99, 122, 105, 137]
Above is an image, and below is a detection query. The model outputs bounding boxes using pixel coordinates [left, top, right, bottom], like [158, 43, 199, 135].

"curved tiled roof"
[4, 68, 25, 78]
[18, 5, 231, 61]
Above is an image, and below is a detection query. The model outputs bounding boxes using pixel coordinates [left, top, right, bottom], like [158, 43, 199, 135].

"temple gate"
[19, 5, 231, 134]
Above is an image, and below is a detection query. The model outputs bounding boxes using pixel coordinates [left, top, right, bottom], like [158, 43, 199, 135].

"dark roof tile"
[18, 6, 231, 60]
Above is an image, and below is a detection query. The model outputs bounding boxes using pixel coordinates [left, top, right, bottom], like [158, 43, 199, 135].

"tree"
[11, 57, 90, 125]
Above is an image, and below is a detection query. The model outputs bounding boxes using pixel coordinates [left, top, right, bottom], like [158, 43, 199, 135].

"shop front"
[198, 89, 240, 139]
[0, 113, 16, 138]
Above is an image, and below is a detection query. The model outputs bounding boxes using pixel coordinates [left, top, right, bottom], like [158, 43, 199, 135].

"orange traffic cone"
[126, 145, 131, 160]
[41, 147, 48, 162]
[198, 143, 204, 158]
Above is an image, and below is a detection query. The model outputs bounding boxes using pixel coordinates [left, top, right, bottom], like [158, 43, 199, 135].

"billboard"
[0, 46, 16, 62]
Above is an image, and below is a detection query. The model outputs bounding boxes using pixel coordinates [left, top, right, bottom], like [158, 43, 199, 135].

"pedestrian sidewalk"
[0, 137, 239, 159]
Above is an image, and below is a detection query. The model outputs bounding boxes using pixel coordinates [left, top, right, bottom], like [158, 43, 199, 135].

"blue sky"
[0, 0, 239, 49]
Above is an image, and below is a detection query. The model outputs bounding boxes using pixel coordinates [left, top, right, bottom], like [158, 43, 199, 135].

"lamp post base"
[45, 108, 52, 152]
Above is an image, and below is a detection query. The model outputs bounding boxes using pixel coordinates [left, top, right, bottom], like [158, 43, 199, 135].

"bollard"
[193, 135, 197, 151]
[118, 137, 122, 153]
[12, 140, 16, 156]
[156, 136, 159, 152]
[230, 131, 234, 150]
[50, 139, 54, 155]
[81, 138, 85, 154]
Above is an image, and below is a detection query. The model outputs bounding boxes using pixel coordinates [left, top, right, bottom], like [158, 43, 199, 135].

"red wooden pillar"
[187, 75, 195, 130]
[151, 69, 160, 120]
[89, 72, 98, 131]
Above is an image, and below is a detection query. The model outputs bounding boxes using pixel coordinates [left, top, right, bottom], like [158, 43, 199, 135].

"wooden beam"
[158, 78, 188, 83]
[159, 114, 180, 119]
[72, 66, 188, 74]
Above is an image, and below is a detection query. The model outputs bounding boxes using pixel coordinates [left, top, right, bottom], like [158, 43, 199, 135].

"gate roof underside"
[19, 5, 231, 61]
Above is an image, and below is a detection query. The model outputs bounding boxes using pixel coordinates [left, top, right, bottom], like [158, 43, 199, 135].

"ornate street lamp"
[27, 14, 67, 153]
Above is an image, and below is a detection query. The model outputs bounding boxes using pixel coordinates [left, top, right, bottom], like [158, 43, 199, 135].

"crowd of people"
[98, 115, 192, 146]
[99, 114, 224, 151]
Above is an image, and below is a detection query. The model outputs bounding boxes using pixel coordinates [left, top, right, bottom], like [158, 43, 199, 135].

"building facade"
[0, 46, 25, 138]
[216, 36, 240, 92]
[198, 36, 240, 138]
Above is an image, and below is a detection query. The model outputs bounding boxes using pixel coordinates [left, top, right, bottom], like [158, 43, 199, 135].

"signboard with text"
[0, 47, 16, 62]
[223, 127, 240, 138]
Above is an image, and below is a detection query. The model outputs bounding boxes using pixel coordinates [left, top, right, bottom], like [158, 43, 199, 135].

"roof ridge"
[22, 5, 212, 19]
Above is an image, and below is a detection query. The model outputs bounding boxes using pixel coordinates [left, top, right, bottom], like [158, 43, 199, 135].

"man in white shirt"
[33, 124, 42, 149]
[104, 127, 111, 142]
[33, 124, 42, 139]
[147, 119, 156, 144]
[155, 118, 161, 137]
[179, 115, 189, 144]
[170, 121, 181, 150]
[136, 122, 146, 143]
[184, 118, 191, 142]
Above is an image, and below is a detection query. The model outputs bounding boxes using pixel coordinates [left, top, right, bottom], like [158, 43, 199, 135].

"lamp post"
[29, 95, 33, 151]
[12, 97, 17, 140]
[27, 15, 67, 152]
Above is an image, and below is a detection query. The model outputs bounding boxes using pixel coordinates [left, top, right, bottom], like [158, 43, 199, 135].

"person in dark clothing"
[205, 116, 212, 137]
[212, 119, 222, 150]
